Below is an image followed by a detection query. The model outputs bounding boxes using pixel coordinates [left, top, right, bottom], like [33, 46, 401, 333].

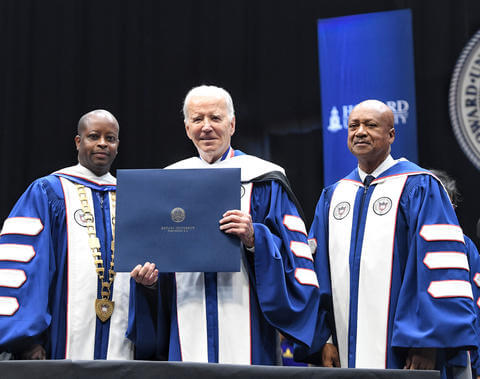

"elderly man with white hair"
[128, 85, 320, 365]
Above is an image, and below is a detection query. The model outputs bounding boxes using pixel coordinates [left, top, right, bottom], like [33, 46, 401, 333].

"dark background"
[1, 0, 480, 242]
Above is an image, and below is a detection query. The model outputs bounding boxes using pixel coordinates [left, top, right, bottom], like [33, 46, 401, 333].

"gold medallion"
[95, 299, 115, 322]
[76, 184, 117, 322]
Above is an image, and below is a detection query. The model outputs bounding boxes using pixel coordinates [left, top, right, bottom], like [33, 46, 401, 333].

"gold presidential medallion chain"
[75, 184, 116, 322]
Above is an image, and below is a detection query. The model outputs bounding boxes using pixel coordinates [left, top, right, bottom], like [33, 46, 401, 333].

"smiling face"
[184, 95, 235, 163]
[347, 100, 395, 173]
[75, 112, 119, 176]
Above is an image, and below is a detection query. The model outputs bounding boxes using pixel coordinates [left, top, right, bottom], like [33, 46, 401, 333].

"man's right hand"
[130, 262, 158, 286]
[322, 343, 340, 367]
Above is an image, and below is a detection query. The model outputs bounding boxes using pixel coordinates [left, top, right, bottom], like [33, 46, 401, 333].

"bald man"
[298, 100, 477, 375]
[0, 110, 133, 360]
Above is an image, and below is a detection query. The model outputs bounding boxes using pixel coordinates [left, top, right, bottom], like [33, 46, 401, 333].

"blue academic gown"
[465, 235, 480, 375]
[0, 166, 130, 359]
[127, 149, 320, 364]
[300, 159, 477, 372]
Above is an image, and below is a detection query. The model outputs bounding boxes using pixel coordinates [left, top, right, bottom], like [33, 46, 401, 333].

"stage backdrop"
[1, 1, 480, 240]
[318, 9, 419, 186]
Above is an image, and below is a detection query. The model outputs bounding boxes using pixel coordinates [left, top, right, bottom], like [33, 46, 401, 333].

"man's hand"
[322, 343, 340, 367]
[131, 262, 158, 286]
[219, 210, 255, 248]
[404, 348, 436, 370]
[19, 344, 46, 360]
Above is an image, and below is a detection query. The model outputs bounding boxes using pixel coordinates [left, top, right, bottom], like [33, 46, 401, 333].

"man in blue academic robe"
[0, 110, 133, 359]
[298, 100, 478, 376]
[127, 85, 320, 365]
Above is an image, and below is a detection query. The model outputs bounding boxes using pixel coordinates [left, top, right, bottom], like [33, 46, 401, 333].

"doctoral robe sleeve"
[0, 178, 63, 353]
[127, 280, 157, 359]
[465, 235, 480, 371]
[127, 273, 173, 360]
[391, 175, 478, 350]
[249, 180, 321, 348]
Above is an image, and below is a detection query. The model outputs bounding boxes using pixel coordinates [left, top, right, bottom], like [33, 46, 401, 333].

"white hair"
[183, 85, 235, 121]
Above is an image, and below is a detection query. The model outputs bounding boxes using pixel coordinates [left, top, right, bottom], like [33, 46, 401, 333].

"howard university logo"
[449, 29, 480, 171]
[373, 197, 392, 216]
[327, 100, 410, 132]
[74, 209, 88, 227]
[333, 202, 350, 220]
[171, 207, 186, 223]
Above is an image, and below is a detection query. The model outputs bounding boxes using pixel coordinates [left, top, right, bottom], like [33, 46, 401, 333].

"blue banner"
[318, 9, 418, 186]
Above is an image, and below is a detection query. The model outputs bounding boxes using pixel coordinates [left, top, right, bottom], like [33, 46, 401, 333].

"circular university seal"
[240, 185, 246, 198]
[373, 197, 392, 216]
[74, 209, 88, 227]
[449, 29, 480, 170]
[171, 207, 186, 223]
[333, 202, 350, 220]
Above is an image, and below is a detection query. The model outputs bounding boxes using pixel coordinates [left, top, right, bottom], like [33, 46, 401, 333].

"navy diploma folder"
[114, 168, 241, 272]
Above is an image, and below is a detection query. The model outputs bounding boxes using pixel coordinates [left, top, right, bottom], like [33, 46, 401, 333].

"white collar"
[53, 163, 116, 185]
[199, 146, 234, 165]
[358, 155, 396, 183]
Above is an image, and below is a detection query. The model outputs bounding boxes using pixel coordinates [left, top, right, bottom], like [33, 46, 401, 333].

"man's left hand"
[219, 210, 254, 248]
[404, 348, 436, 370]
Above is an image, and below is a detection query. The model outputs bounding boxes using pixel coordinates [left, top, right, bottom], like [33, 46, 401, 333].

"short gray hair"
[183, 85, 235, 121]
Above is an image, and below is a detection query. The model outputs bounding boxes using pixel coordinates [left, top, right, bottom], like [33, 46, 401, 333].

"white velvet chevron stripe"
[0, 217, 43, 236]
[294, 268, 318, 287]
[0, 297, 19, 316]
[308, 238, 317, 255]
[474, 273, 480, 288]
[290, 241, 313, 261]
[283, 215, 307, 235]
[0, 269, 26, 288]
[423, 252, 469, 270]
[428, 280, 473, 299]
[0, 244, 36, 262]
[419, 224, 464, 243]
